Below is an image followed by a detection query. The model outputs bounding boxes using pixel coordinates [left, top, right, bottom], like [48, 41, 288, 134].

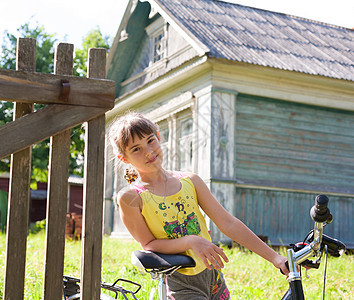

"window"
[157, 121, 169, 169]
[146, 93, 196, 172]
[153, 31, 164, 63]
[145, 17, 166, 65]
[177, 116, 194, 172]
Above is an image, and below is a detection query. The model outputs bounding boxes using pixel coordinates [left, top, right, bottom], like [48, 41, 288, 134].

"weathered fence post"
[4, 37, 36, 300]
[1, 37, 114, 299]
[42, 43, 73, 299]
[80, 48, 107, 299]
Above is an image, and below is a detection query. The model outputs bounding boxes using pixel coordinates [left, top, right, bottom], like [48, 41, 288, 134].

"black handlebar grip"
[280, 261, 289, 275]
[310, 194, 331, 222]
[315, 194, 329, 211]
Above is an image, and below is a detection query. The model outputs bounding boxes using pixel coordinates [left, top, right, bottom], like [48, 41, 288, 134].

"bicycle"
[131, 251, 195, 300]
[281, 194, 346, 299]
[132, 194, 346, 300]
[62, 275, 141, 299]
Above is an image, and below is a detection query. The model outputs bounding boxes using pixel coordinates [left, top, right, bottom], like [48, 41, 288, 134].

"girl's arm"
[119, 189, 228, 270]
[189, 173, 289, 275]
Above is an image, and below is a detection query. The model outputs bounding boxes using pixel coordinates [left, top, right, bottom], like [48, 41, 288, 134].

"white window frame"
[146, 92, 197, 172]
[176, 113, 194, 172]
[157, 120, 169, 169]
[145, 17, 167, 66]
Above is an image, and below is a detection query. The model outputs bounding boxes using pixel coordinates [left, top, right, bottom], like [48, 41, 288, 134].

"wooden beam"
[42, 43, 73, 300]
[81, 48, 106, 300]
[0, 103, 106, 160]
[4, 37, 35, 300]
[0, 68, 115, 108]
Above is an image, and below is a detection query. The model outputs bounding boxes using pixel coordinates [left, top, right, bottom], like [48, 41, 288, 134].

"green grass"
[0, 231, 353, 299]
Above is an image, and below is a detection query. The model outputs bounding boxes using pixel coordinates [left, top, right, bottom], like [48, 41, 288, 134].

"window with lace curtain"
[158, 121, 169, 169]
[156, 111, 194, 172]
[177, 116, 193, 172]
[145, 17, 166, 65]
[153, 30, 164, 63]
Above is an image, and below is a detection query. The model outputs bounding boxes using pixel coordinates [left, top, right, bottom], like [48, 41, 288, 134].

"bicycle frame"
[150, 267, 178, 300]
[282, 221, 324, 300]
[62, 276, 141, 300]
[131, 251, 196, 300]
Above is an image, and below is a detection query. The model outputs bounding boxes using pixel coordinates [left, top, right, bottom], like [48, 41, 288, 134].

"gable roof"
[151, 0, 354, 81]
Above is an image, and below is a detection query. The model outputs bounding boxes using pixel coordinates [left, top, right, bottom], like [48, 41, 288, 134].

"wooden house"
[104, 0, 354, 248]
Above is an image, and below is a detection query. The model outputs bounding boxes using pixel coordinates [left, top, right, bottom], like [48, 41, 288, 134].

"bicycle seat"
[131, 250, 195, 273]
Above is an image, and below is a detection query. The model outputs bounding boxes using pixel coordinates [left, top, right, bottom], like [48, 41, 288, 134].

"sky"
[0, 0, 353, 50]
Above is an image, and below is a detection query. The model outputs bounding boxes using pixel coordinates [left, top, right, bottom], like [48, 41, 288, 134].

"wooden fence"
[0, 37, 115, 299]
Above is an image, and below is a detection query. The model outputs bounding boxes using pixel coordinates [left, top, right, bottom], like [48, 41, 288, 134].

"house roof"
[153, 0, 354, 81]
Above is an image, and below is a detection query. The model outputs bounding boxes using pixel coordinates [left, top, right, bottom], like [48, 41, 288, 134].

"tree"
[0, 23, 110, 187]
[0, 22, 57, 187]
[70, 27, 111, 177]
[0, 101, 14, 173]
[73, 27, 110, 77]
[1, 22, 56, 72]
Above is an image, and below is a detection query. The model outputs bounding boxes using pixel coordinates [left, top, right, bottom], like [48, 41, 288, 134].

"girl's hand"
[187, 235, 229, 270]
[273, 254, 289, 276]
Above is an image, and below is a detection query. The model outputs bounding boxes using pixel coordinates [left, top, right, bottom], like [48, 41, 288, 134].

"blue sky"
[0, 0, 353, 49]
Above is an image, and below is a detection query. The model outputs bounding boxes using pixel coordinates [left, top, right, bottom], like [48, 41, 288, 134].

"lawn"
[0, 231, 352, 299]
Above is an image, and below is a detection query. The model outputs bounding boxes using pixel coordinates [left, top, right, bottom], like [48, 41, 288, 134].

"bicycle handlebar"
[280, 195, 346, 300]
[310, 194, 331, 223]
[281, 195, 345, 275]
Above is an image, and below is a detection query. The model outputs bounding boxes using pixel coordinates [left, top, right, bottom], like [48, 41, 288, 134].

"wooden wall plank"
[4, 37, 36, 300]
[208, 183, 353, 248]
[235, 94, 354, 194]
[232, 186, 354, 248]
[0, 68, 115, 108]
[0, 104, 106, 160]
[81, 48, 107, 300]
[42, 43, 73, 300]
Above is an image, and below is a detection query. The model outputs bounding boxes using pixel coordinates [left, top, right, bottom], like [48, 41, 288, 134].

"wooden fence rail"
[1, 37, 115, 299]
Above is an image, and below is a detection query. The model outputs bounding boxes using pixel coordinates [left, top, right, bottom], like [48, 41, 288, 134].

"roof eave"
[147, 0, 210, 56]
[106, 0, 139, 71]
[106, 55, 210, 121]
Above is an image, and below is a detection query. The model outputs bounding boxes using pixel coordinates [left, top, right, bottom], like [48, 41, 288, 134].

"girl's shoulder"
[178, 172, 206, 189]
[171, 170, 195, 179]
[118, 185, 142, 208]
[173, 171, 200, 181]
[170, 171, 205, 190]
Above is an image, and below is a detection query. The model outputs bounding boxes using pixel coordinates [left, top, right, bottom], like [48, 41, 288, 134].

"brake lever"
[300, 259, 320, 269]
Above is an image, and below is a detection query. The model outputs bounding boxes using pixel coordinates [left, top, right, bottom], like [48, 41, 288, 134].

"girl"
[109, 112, 288, 299]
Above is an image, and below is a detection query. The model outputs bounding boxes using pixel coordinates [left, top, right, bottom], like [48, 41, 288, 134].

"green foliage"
[0, 22, 57, 185]
[28, 219, 46, 234]
[73, 27, 110, 77]
[0, 101, 13, 173]
[69, 125, 85, 176]
[0, 22, 56, 72]
[0, 23, 111, 185]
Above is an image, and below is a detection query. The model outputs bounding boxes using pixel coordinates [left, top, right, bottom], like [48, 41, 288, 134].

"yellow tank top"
[135, 173, 210, 275]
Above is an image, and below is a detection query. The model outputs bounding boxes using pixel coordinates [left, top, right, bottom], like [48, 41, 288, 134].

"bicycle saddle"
[131, 250, 195, 272]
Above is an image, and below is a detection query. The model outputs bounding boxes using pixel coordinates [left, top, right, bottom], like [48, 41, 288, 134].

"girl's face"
[123, 133, 163, 172]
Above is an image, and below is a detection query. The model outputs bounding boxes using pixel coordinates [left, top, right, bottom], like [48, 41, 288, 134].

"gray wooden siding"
[235, 95, 354, 194]
[209, 90, 353, 248]
[210, 185, 353, 248]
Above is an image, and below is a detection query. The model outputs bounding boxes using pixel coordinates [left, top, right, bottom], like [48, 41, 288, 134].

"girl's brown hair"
[109, 112, 158, 156]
